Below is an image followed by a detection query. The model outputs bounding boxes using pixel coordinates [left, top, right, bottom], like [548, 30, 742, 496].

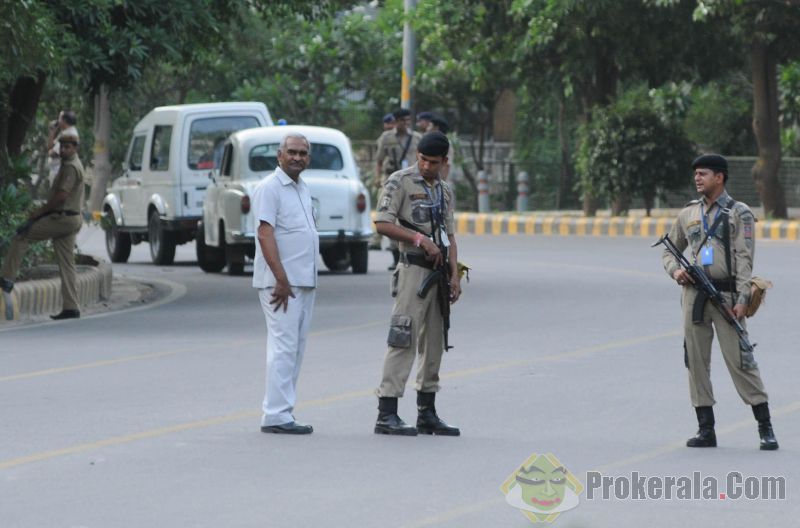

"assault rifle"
[653, 234, 756, 364]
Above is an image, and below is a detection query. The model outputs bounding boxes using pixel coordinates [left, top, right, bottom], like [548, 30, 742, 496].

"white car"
[196, 125, 373, 275]
[103, 102, 273, 265]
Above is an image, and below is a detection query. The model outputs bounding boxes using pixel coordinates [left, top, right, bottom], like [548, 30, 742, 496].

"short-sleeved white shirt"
[252, 166, 319, 289]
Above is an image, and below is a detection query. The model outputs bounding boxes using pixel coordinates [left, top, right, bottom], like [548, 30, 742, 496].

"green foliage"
[780, 61, 800, 156]
[576, 90, 694, 214]
[0, 184, 54, 269]
[683, 78, 754, 154]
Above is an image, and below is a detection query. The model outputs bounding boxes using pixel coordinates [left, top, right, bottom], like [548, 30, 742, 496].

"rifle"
[411, 228, 453, 351]
[653, 234, 757, 369]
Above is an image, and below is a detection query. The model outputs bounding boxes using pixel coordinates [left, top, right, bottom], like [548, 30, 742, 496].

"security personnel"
[662, 154, 778, 450]
[1, 130, 85, 319]
[370, 109, 422, 269]
[372, 132, 462, 436]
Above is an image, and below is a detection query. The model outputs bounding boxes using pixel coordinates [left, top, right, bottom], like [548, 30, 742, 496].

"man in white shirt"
[252, 133, 319, 435]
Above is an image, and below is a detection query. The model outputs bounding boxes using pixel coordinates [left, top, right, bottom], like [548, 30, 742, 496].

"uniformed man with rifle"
[659, 154, 778, 451]
[372, 131, 462, 437]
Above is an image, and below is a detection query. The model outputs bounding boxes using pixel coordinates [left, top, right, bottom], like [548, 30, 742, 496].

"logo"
[501, 453, 583, 524]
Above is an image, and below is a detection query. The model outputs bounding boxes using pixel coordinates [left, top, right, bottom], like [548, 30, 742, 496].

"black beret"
[430, 116, 449, 134]
[382, 113, 395, 123]
[393, 108, 411, 119]
[416, 111, 435, 121]
[418, 131, 450, 157]
[692, 154, 728, 174]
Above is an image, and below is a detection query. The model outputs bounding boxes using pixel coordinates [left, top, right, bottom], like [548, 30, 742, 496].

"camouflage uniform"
[374, 163, 455, 397]
[662, 190, 768, 407]
[370, 129, 422, 248]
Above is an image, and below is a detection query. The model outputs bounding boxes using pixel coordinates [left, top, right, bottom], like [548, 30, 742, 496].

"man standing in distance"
[662, 154, 778, 450]
[1, 130, 85, 320]
[252, 133, 319, 435]
[373, 131, 462, 436]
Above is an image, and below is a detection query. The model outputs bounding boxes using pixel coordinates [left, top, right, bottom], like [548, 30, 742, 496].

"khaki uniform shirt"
[52, 153, 85, 212]
[374, 164, 455, 255]
[376, 129, 422, 175]
[662, 190, 755, 305]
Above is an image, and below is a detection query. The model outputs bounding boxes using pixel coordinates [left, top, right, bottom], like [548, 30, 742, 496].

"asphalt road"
[1, 230, 798, 528]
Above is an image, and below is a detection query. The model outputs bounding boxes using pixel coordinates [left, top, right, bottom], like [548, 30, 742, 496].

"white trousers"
[259, 287, 316, 426]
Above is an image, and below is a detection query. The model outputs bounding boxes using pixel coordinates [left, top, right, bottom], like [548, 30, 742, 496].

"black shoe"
[374, 396, 417, 435]
[50, 309, 80, 320]
[375, 414, 417, 436]
[0, 277, 13, 293]
[417, 392, 460, 436]
[687, 406, 716, 447]
[753, 402, 779, 450]
[261, 421, 313, 435]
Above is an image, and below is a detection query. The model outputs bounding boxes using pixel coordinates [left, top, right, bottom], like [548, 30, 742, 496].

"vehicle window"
[188, 116, 260, 170]
[220, 144, 234, 177]
[150, 126, 172, 171]
[129, 135, 146, 171]
[249, 142, 343, 172]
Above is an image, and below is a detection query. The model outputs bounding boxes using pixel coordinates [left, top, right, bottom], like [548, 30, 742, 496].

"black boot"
[687, 406, 717, 447]
[416, 392, 460, 436]
[375, 397, 417, 436]
[752, 402, 779, 451]
[388, 248, 400, 271]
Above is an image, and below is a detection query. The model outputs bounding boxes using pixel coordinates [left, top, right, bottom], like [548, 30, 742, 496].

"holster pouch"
[387, 315, 412, 348]
[390, 268, 400, 298]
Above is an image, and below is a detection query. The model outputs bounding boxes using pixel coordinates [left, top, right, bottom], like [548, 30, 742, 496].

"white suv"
[103, 102, 272, 264]
[197, 125, 372, 274]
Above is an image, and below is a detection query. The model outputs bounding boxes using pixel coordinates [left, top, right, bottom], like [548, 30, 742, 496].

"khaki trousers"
[377, 262, 444, 397]
[682, 287, 768, 407]
[1, 215, 82, 311]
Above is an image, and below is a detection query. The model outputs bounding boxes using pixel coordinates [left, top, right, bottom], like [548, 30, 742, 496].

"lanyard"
[700, 202, 722, 240]
[422, 180, 445, 227]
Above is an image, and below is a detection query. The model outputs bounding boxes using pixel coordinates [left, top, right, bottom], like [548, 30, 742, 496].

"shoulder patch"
[684, 198, 701, 207]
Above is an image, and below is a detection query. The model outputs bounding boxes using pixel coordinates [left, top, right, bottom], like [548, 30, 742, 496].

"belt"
[54, 210, 80, 216]
[692, 277, 737, 323]
[403, 252, 435, 270]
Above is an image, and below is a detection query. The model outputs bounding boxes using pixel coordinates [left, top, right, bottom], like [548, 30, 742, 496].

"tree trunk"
[6, 72, 47, 156]
[611, 193, 630, 217]
[556, 97, 574, 209]
[88, 84, 112, 214]
[750, 40, 787, 219]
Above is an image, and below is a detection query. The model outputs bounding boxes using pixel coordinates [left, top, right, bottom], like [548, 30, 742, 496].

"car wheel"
[321, 246, 350, 272]
[195, 222, 226, 273]
[104, 209, 131, 263]
[148, 209, 176, 265]
[350, 242, 368, 274]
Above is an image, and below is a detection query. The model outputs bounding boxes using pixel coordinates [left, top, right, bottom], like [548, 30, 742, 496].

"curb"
[452, 213, 800, 241]
[0, 261, 113, 321]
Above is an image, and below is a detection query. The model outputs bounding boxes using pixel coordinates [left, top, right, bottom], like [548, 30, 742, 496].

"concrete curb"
[0, 260, 113, 321]
[452, 213, 800, 240]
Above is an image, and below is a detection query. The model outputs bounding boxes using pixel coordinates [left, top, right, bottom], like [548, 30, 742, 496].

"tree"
[413, 0, 522, 210]
[0, 1, 60, 186]
[576, 91, 695, 216]
[690, 0, 800, 218]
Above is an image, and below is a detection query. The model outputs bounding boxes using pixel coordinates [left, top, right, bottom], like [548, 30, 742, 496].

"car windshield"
[188, 116, 260, 170]
[248, 142, 344, 175]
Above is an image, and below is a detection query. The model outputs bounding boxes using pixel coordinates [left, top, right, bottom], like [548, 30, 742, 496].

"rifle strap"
[694, 198, 736, 304]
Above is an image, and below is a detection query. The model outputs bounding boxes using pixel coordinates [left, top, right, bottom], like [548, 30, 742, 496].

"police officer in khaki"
[370, 108, 422, 270]
[1, 130, 85, 320]
[372, 132, 462, 436]
[662, 154, 778, 450]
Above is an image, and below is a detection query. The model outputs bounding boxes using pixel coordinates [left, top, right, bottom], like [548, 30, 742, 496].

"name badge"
[701, 245, 714, 266]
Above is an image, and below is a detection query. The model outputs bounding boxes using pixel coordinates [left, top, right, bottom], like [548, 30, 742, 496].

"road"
[1, 230, 798, 527]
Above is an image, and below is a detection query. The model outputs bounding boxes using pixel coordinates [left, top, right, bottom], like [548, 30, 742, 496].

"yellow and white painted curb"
[0, 262, 112, 321]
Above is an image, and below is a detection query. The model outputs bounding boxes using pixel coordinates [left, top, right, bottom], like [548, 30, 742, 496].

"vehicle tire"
[350, 242, 368, 274]
[104, 209, 131, 263]
[148, 209, 176, 265]
[195, 222, 225, 273]
[321, 246, 350, 272]
[227, 260, 245, 276]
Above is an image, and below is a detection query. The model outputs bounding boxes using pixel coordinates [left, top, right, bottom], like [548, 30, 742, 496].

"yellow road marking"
[0, 329, 679, 470]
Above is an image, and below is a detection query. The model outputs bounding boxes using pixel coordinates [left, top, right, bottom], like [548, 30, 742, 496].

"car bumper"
[228, 229, 372, 247]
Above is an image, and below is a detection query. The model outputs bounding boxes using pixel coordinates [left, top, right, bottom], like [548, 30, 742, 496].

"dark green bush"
[0, 184, 55, 273]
